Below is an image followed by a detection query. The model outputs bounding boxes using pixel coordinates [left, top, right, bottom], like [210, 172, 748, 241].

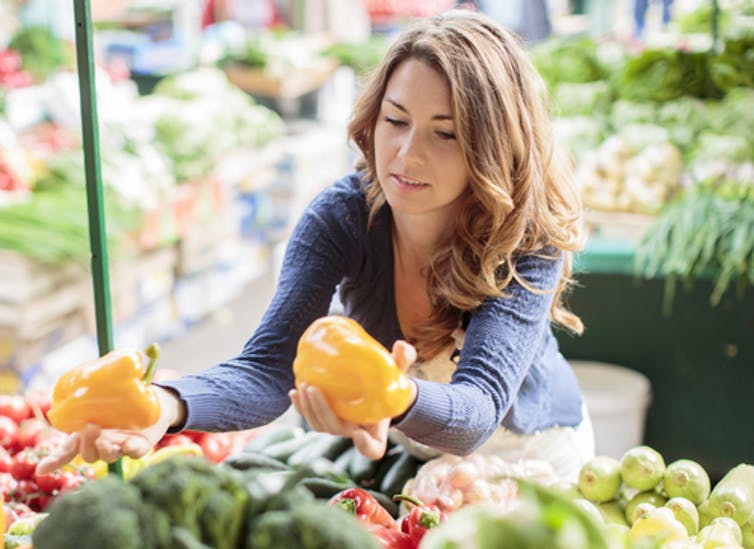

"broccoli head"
[32, 475, 171, 549]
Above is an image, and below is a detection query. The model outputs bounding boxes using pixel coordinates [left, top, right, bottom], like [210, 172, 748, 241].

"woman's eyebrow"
[384, 97, 452, 121]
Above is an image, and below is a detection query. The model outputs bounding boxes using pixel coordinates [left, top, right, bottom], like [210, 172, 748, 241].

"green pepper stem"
[142, 342, 161, 384]
[393, 493, 425, 508]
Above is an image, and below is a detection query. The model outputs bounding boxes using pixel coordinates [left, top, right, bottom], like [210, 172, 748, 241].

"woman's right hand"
[35, 386, 185, 475]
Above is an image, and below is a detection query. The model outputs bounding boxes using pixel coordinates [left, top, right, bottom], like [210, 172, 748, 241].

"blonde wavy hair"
[348, 10, 585, 358]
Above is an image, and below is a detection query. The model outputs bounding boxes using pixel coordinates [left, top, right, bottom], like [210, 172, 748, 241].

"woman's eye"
[384, 117, 406, 126]
[437, 131, 456, 140]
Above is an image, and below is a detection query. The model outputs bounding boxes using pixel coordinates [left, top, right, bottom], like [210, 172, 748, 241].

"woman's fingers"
[120, 435, 152, 459]
[79, 423, 103, 463]
[34, 433, 80, 476]
[351, 419, 389, 460]
[291, 383, 343, 433]
[392, 340, 417, 372]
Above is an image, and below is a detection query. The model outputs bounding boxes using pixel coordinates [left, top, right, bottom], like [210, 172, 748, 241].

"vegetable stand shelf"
[558, 235, 754, 481]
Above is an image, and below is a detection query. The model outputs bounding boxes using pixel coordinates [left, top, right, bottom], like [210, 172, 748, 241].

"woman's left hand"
[289, 340, 417, 460]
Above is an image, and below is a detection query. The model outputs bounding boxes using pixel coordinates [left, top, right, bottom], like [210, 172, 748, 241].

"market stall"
[0, 0, 753, 547]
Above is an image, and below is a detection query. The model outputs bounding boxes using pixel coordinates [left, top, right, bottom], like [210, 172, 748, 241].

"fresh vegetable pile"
[569, 444, 754, 548]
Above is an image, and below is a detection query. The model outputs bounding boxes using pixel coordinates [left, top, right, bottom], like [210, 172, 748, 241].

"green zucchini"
[243, 425, 304, 454]
[223, 452, 289, 472]
[348, 450, 380, 487]
[287, 434, 352, 468]
[378, 451, 421, 498]
[261, 430, 321, 462]
[331, 446, 358, 477]
[298, 477, 356, 499]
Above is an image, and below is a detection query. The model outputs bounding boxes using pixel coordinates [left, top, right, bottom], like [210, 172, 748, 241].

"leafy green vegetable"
[636, 178, 754, 311]
[709, 24, 754, 92]
[130, 455, 249, 549]
[531, 36, 610, 90]
[249, 502, 381, 549]
[552, 81, 613, 118]
[8, 26, 70, 81]
[420, 480, 610, 549]
[32, 475, 172, 549]
[0, 183, 137, 265]
[322, 36, 391, 76]
[614, 48, 723, 103]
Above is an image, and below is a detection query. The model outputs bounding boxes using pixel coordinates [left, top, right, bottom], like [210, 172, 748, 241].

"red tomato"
[15, 418, 49, 449]
[0, 472, 17, 501]
[156, 433, 196, 449]
[0, 446, 12, 473]
[0, 416, 18, 450]
[34, 470, 63, 493]
[180, 430, 206, 443]
[12, 479, 39, 506]
[197, 433, 234, 463]
[29, 493, 53, 512]
[10, 449, 41, 480]
[0, 395, 31, 424]
[58, 471, 84, 493]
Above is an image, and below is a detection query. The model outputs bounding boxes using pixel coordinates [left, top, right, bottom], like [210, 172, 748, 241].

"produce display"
[1, 400, 752, 549]
[531, 1, 754, 305]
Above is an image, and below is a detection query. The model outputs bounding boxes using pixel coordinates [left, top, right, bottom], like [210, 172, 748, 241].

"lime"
[550, 480, 580, 500]
[663, 459, 711, 505]
[696, 522, 741, 548]
[604, 523, 630, 549]
[697, 499, 714, 529]
[599, 501, 629, 526]
[665, 496, 700, 535]
[710, 517, 743, 545]
[572, 497, 605, 525]
[625, 491, 668, 525]
[578, 456, 623, 503]
[620, 445, 666, 491]
[741, 516, 754, 549]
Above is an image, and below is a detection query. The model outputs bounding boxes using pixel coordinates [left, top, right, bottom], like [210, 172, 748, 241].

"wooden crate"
[223, 57, 339, 100]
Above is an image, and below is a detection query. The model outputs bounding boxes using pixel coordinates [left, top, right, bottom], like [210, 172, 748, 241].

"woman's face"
[374, 58, 469, 220]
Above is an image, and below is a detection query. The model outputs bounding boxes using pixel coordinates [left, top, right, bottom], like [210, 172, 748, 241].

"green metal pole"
[72, 0, 122, 478]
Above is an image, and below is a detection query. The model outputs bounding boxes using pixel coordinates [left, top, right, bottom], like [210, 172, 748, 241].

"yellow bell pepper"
[47, 344, 162, 433]
[293, 316, 413, 424]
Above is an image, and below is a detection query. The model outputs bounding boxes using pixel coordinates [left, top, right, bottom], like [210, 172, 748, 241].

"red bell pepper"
[368, 524, 416, 549]
[329, 487, 397, 530]
[394, 494, 447, 546]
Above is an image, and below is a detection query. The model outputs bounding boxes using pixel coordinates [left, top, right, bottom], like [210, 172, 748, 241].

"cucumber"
[349, 450, 380, 487]
[378, 451, 421, 498]
[299, 477, 356, 499]
[287, 434, 352, 468]
[223, 452, 289, 472]
[243, 425, 304, 453]
[370, 448, 402, 491]
[331, 446, 358, 477]
[261, 430, 321, 462]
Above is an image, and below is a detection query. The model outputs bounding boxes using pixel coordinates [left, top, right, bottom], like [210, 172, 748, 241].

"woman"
[38, 9, 593, 482]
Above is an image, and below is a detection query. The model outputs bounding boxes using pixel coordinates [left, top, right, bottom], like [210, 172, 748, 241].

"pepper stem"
[142, 343, 160, 384]
[393, 493, 425, 508]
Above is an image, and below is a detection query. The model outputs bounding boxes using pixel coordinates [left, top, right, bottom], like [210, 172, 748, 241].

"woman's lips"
[392, 174, 429, 190]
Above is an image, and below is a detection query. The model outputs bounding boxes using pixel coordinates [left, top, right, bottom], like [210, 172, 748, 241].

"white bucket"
[571, 361, 652, 460]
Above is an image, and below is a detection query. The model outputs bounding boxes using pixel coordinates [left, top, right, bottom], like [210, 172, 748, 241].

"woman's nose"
[397, 129, 426, 165]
